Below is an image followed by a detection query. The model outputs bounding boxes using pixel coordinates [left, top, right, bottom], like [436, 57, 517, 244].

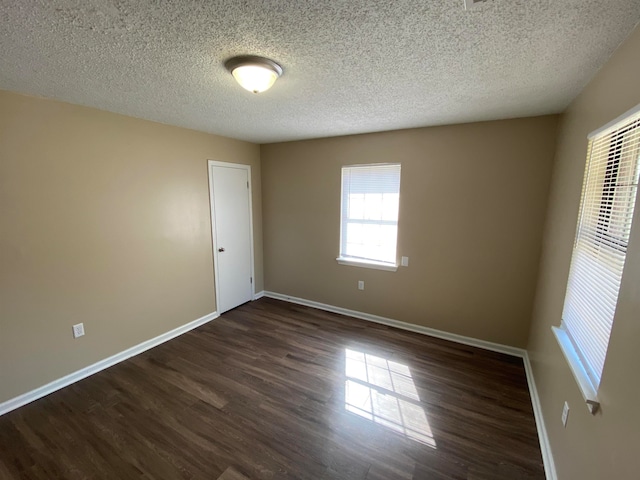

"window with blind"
[337, 164, 401, 270]
[554, 106, 640, 413]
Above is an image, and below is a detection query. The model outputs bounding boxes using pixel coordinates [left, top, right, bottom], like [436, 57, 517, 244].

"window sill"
[336, 257, 398, 272]
[551, 326, 600, 414]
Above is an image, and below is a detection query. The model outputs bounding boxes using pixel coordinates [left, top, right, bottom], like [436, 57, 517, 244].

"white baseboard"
[523, 352, 557, 480]
[253, 290, 265, 300]
[263, 291, 525, 357]
[0, 310, 218, 417]
[261, 291, 557, 480]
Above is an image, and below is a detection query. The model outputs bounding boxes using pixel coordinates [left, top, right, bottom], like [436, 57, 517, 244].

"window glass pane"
[345, 223, 397, 263]
[345, 222, 365, 248]
[382, 193, 399, 221]
[364, 193, 383, 220]
[349, 194, 365, 220]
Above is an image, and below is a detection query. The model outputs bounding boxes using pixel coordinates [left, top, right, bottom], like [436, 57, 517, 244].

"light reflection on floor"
[344, 348, 436, 448]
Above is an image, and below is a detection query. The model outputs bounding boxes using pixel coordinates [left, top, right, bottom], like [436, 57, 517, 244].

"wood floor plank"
[0, 298, 544, 479]
[218, 466, 251, 480]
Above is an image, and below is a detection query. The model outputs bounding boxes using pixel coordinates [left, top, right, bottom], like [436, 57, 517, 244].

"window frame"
[336, 163, 401, 272]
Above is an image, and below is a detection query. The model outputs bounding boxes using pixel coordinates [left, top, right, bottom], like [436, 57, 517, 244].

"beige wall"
[261, 116, 558, 348]
[0, 90, 262, 403]
[527, 26, 640, 479]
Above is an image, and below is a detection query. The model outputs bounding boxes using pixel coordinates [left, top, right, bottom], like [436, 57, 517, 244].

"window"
[337, 164, 401, 271]
[554, 106, 640, 413]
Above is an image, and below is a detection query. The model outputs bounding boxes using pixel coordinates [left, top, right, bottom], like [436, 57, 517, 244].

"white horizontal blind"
[340, 164, 401, 264]
[562, 110, 640, 388]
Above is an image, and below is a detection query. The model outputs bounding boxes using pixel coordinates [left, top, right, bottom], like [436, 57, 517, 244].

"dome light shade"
[225, 56, 283, 94]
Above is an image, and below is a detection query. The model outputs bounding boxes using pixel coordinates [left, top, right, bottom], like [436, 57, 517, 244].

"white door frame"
[207, 160, 256, 313]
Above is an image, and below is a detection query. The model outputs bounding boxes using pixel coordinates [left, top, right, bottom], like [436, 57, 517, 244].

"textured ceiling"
[1, 1, 640, 143]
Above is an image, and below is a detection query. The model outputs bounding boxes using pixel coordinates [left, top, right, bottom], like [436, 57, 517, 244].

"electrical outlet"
[561, 401, 569, 427]
[401, 256, 409, 267]
[358, 280, 365, 290]
[72, 323, 85, 338]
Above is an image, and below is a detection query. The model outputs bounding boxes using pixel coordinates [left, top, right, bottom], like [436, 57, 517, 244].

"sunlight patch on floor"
[344, 348, 436, 448]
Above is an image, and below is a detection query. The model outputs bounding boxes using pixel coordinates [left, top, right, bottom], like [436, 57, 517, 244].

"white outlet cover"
[73, 323, 85, 338]
[562, 401, 570, 427]
[358, 280, 365, 290]
[401, 256, 409, 267]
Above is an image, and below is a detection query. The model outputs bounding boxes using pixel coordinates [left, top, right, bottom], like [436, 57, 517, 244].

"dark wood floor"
[0, 298, 544, 479]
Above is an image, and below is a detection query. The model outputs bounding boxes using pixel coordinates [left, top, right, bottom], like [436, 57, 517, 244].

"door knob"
[218, 247, 225, 252]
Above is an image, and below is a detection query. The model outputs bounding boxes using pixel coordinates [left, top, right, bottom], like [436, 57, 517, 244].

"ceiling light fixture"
[225, 55, 283, 94]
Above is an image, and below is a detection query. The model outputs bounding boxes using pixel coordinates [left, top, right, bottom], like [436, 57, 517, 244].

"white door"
[208, 162, 254, 314]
